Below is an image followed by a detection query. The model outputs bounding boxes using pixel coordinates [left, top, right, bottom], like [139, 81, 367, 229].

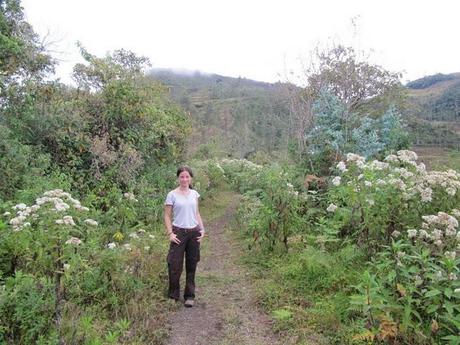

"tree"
[0, 0, 53, 88]
[306, 44, 405, 116]
[287, 44, 408, 163]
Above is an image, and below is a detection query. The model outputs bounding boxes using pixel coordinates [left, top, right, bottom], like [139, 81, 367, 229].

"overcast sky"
[22, 0, 460, 85]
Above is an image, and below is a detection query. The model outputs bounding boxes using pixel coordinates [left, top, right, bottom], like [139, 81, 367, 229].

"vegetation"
[407, 73, 457, 90]
[150, 69, 292, 159]
[1, 1, 460, 344]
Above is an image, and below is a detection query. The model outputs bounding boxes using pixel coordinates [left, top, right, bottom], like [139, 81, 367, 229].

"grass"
[414, 146, 460, 171]
[232, 229, 366, 344]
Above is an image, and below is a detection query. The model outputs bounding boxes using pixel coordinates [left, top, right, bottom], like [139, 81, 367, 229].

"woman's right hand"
[169, 232, 181, 244]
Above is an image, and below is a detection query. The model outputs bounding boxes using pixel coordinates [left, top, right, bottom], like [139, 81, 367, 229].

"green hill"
[149, 69, 293, 159]
[405, 72, 460, 149]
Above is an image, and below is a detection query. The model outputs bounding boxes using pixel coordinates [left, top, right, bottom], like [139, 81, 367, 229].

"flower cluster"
[7, 190, 95, 248]
[107, 228, 154, 253]
[221, 158, 263, 171]
[123, 192, 138, 202]
[412, 212, 460, 251]
[333, 150, 459, 206]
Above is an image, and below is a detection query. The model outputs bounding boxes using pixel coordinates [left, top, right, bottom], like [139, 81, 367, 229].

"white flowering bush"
[327, 150, 460, 250]
[0, 188, 170, 344]
[325, 151, 460, 342]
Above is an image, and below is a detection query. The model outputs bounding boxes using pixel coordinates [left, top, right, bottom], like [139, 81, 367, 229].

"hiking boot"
[184, 299, 194, 308]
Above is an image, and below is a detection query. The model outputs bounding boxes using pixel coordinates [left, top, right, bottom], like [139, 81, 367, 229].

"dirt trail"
[165, 195, 282, 345]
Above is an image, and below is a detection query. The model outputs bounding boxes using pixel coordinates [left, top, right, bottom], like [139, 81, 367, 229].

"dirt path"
[165, 193, 282, 345]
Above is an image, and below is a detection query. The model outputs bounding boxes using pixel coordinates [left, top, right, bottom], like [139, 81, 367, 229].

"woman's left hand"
[197, 230, 205, 242]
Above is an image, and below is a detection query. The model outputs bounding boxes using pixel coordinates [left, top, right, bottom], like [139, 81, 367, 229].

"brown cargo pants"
[167, 225, 201, 301]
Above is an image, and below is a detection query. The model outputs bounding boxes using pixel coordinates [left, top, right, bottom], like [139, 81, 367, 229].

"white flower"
[129, 233, 139, 239]
[419, 229, 430, 239]
[446, 187, 456, 196]
[65, 237, 82, 245]
[364, 181, 372, 187]
[366, 198, 375, 206]
[84, 219, 98, 227]
[55, 219, 64, 225]
[357, 174, 364, 180]
[286, 183, 294, 188]
[123, 192, 138, 202]
[420, 188, 432, 203]
[446, 227, 457, 237]
[445, 251, 456, 260]
[63, 264, 70, 270]
[63, 216, 75, 226]
[12, 203, 27, 210]
[368, 160, 389, 170]
[122, 243, 132, 251]
[336, 161, 347, 172]
[449, 273, 458, 281]
[9, 216, 26, 226]
[397, 150, 418, 162]
[432, 229, 443, 240]
[149, 234, 155, 239]
[416, 163, 426, 173]
[407, 229, 417, 238]
[137, 229, 146, 234]
[144, 246, 150, 251]
[384, 154, 399, 163]
[422, 215, 438, 224]
[346, 153, 365, 169]
[452, 209, 460, 218]
[327, 203, 338, 212]
[75, 205, 89, 212]
[356, 160, 365, 169]
[391, 230, 401, 238]
[107, 242, 117, 249]
[54, 202, 70, 212]
[331, 176, 341, 186]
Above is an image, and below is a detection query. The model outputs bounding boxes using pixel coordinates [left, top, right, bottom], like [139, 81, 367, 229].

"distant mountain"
[405, 72, 460, 148]
[149, 69, 293, 159]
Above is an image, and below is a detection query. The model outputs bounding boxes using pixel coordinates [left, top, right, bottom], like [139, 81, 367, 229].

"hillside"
[149, 69, 460, 160]
[149, 69, 293, 159]
[406, 72, 460, 149]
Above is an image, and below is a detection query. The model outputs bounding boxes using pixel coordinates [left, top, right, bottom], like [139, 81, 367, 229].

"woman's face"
[178, 170, 192, 188]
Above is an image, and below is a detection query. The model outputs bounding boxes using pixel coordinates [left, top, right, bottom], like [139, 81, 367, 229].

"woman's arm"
[196, 199, 205, 242]
[164, 205, 180, 244]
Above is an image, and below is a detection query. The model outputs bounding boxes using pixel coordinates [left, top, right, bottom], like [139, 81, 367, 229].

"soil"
[164, 195, 285, 345]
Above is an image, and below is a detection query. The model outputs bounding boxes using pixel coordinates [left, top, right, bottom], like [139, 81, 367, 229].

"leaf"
[426, 304, 439, 314]
[425, 289, 441, 298]
[445, 287, 453, 299]
[352, 330, 375, 342]
[445, 301, 455, 315]
[396, 283, 406, 297]
[272, 308, 293, 321]
[441, 335, 460, 345]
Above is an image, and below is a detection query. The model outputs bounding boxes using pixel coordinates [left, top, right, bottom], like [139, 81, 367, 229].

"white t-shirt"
[165, 189, 200, 229]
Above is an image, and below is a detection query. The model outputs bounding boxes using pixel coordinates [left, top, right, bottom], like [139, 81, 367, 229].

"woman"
[164, 166, 205, 307]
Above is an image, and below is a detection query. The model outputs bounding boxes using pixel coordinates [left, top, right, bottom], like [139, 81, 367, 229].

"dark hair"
[176, 165, 194, 189]
[176, 165, 194, 178]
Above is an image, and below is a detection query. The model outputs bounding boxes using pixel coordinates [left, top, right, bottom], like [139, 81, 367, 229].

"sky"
[22, 0, 460, 86]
